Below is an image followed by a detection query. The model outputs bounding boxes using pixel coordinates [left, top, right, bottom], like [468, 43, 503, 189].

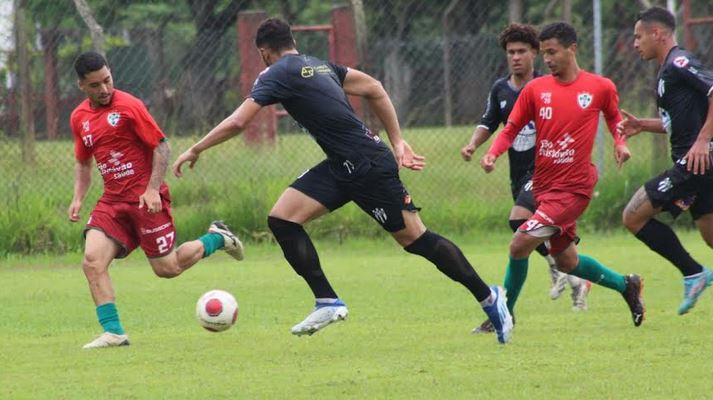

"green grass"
[1, 230, 712, 399]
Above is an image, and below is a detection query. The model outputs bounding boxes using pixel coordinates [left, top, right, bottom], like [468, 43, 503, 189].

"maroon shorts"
[85, 197, 176, 258]
[518, 190, 591, 255]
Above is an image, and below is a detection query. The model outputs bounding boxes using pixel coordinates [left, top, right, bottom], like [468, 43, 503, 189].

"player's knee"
[508, 239, 530, 259]
[153, 265, 181, 279]
[267, 216, 303, 239]
[82, 254, 107, 277]
[622, 208, 643, 233]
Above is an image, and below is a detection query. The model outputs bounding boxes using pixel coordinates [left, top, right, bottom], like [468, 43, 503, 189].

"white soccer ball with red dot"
[196, 290, 239, 332]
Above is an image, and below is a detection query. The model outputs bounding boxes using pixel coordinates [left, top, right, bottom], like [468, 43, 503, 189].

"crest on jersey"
[673, 56, 689, 68]
[540, 92, 551, 104]
[577, 92, 593, 109]
[107, 112, 120, 127]
[82, 120, 90, 132]
[301, 66, 314, 78]
[499, 100, 507, 109]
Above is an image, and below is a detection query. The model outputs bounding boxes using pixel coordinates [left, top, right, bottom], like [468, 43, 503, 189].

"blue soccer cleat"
[678, 267, 713, 315]
[481, 286, 513, 344]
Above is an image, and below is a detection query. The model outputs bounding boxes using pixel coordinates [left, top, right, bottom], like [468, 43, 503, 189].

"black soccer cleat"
[622, 274, 645, 327]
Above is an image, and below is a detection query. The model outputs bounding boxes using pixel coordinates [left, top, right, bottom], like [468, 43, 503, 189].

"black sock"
[405, 230, 492, 302]
[267, 216, 338, 298]
[510, 218, 549, 257]
[635, 219, 702, 276]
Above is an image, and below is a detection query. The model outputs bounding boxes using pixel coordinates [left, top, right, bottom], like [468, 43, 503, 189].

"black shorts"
[512, 173, 536, 213]
[290, 155, 419, 232]
[644, 164, 713, 219]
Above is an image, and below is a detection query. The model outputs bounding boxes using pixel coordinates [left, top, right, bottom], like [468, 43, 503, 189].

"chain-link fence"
[1, 0, 712, 253]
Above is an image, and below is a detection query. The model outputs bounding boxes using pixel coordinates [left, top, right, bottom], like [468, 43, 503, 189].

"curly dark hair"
[498, 23, 539, 51]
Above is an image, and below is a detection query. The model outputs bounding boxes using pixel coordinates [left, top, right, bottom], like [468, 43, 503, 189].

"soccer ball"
[196, 290, 239, 332]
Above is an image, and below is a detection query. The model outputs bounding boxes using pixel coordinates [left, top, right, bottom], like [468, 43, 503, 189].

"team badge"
[540, 92, 551, 104]
[499, 100, 507, 109]
[673, 56, 689, 68]
[107, 112, 121, 127]
[577, 92, 593, 109]
[301, 66, 314, 78]
[82, 120, 90, 132]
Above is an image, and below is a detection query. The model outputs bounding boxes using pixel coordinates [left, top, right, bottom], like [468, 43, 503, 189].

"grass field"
[2, 230, 712, 399]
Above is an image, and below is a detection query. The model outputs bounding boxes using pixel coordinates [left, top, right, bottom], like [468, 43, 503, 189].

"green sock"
[96, 303, 125, 335]
[571, 254, 626, 292]
[504, 256, 528, 313]
[199, 232, 224, 257]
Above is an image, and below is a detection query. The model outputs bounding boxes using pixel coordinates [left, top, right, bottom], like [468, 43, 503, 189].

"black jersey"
[479, 74, 539, 186]
[656, 47, 713, 161]
[250, 54, 390, 179]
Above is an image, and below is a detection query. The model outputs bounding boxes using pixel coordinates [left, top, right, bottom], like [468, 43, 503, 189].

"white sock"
[315, 297, 339, 304]
[479, 289, 496, 307]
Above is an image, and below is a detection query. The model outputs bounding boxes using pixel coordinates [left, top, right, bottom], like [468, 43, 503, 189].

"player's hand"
[684, 138, 711, 175]
[173, 148, 200, 177]
[614, 143, 631, 169]
[461, 143, 476, 161]
[67, 200, 82, 222]
[617, 109, 643, 138]
[480, 153, 497, 173]
[394, 140, 426, 171]
[139, 188, 162, 213]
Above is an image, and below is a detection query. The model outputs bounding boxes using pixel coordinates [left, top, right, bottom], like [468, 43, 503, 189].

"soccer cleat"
[571, 280, 592, 311]
[291, 299, 348, 336]
[208, 220, 245, 261]
[622, 274, 645, 327]
[82, 332, 130, 349]
[481, 286, 513, 344]
[549, 266, 568, 300]
[678, 267, 713, 315]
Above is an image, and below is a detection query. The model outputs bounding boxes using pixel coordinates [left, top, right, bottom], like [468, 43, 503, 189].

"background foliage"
[1, 0, 712, 254]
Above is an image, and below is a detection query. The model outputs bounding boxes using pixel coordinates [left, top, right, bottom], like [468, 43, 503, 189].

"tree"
[176, 0, 250, 130]
[14, 0, 34, 162]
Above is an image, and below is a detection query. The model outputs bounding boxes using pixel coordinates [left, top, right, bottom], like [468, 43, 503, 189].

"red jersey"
[487, 71, 624, 198]
[70, 89, 168, 203]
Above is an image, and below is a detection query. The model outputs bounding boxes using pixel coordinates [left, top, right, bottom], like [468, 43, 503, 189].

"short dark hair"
[636, 6, 676, 31]
[74, 51, 108, 79]
[498, 23, 539, 51]
[255, 18, 296, 52]
[539, 22, 577, 48]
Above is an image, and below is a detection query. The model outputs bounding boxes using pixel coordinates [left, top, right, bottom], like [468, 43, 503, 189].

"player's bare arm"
[617, 109, 666, 137]
[684, 95, 713, 175]
[342, 68, 425, 171]
[140, 140, 170, 213]
[461, 126, 492, 162]
[68, 159, 92, 222]
[173, 99, 263, 177]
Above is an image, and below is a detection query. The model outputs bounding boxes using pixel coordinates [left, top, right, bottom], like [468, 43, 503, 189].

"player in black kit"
[462, 24, 590, 334]
[172, 18, 513, 343]
[618, 6, 713, 315]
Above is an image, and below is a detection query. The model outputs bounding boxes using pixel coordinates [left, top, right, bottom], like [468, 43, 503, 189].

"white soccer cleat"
[549, 266, 568, 300]
[209, 220, 245, 261]
[291, 300, 348, 336]
[82, 332, 130, 349]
